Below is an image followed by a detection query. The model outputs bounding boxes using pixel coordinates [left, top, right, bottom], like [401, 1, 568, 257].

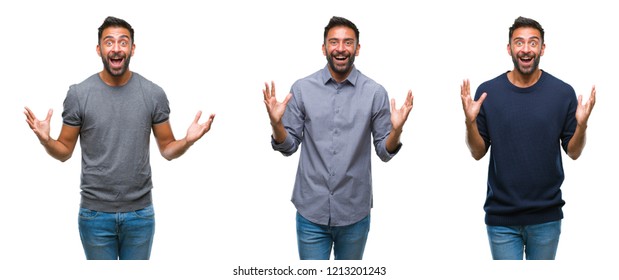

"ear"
[540, 43, 545, 57]
[130, 43, 136, 57]
[355, 43, 360, 56]
[96, 44, 101, 57]
[322, 43, 326, 56]
[506, 43, 512, 56]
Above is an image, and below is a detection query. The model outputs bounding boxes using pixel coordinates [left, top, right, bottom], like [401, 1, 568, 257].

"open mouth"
[519, 56, 533, 65]
[109, 57, 124, 68]
[332, 53, 350, 65]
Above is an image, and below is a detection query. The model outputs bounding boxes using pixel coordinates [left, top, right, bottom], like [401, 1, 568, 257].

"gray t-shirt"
[62, 72, 170, 212]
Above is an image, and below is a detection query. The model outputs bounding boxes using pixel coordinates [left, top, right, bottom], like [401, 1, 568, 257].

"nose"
[522, 42, 533, 53]
[112, 42, 121, 52]
[335, 42, 346, 52]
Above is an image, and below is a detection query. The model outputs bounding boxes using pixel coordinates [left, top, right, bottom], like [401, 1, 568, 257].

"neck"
[328, 68, 352, 84]
[99, 70, 132, 87]
[507, 68, 542, 88]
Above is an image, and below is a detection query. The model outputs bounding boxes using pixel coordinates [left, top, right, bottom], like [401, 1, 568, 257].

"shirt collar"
[321, 65, 359, 86]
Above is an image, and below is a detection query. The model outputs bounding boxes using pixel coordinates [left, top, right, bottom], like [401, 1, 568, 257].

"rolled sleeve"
[271, 134, 297, 156]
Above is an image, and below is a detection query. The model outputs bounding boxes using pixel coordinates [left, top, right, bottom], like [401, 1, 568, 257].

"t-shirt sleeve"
[152, 88, 170, 125]
[62, 85, 82, 127]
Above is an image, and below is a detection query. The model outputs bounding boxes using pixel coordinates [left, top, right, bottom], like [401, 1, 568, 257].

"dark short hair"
[509, 16, 544, 43]
[323, 16, 359, 43]
[98, 16, 134, 44]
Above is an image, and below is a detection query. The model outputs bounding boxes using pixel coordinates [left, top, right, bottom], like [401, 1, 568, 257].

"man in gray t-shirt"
[24, 16, 215, 260]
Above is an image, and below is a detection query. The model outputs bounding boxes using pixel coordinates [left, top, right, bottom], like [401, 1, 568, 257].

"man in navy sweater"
[460, 16, 596, 260]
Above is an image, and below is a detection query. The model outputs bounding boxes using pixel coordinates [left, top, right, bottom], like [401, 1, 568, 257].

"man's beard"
[511, 53, 540, 76]
[327, 51, 355, 75]
[101, 52, 131, 77]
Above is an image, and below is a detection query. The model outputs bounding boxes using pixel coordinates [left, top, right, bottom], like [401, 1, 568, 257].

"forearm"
[385, 128, 403, 153]
[567, 124, 587, 160]
[42, 138, 73, 162]
[160, 138, 193, 161]
[271, 121, 288, 144]
[465, 120, 487, 160]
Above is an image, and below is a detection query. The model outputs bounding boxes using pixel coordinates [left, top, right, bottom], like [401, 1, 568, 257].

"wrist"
[39, 136, 52, 146]
[577, 123, 588, 130]
[465, 118, 477, 126]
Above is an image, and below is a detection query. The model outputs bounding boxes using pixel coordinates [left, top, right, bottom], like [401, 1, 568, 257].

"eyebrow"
[327, 38, 356, 42]
[103, 34, 130, 40]
[513, 36, 540, 41]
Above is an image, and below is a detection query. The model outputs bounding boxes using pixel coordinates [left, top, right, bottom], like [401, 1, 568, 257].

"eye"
[530, 41, 537, 47]
[120, 41, 128, 47]
[105, 41, 113, 47]
[345, 41, 353, 46]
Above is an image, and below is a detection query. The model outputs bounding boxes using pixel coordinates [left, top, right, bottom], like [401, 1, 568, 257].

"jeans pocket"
[134, 205, 155, 219]
[78, 208, 99, 220]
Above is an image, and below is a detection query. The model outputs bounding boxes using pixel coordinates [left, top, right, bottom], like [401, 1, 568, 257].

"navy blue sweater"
[475, 71, 577, 226]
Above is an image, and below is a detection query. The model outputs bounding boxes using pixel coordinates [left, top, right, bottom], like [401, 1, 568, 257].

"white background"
[2, 0, 616, 279]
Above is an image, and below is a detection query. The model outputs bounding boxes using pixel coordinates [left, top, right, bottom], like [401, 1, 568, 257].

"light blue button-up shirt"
[272, 66, 401, 226]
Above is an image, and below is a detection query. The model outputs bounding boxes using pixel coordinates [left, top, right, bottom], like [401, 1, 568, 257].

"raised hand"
[390, 90, 414, 131]
[575, 86, 596, 127]
[460, 79, 487, 123]
[262, 81, 292, 125]
[185, 111, 215, 144]
[24, 106, 53, 144]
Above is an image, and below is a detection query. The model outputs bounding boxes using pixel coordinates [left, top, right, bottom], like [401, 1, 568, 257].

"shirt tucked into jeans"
[272, 66, 400, 227]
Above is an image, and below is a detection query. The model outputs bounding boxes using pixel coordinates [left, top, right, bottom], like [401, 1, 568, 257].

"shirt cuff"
[271, 134, 295, 152]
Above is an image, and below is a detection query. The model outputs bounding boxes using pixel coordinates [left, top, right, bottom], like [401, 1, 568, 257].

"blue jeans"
[486, 220, 561, 260]
[296, 212, 370, 260]
[78, 205, 155, 260]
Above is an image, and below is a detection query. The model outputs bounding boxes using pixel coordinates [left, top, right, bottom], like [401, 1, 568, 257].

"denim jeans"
[486, 220, 561, 260]
[296, 212, 370, 260]
[78, 205, 155, 260]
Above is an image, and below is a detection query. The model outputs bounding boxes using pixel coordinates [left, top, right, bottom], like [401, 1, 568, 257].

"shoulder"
[479, 72, 508, 88]
[355, 70, 385, 93]
[292, 69, 323, 88]
[540, 71, 574, 91]
[69, 73, 100, 91]
[132, 72, 164, 92]
[130, 72, 168, 103]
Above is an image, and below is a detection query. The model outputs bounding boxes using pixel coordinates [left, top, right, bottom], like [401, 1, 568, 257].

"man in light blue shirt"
[262, 16, 414, 260]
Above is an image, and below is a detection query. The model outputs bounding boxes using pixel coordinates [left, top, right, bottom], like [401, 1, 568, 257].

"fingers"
[390, 90, 414, 113]
[477, 92, 488, 104]
[406, 90, 414, 108]
[24, 106, 36, 121]
[281, 93, 293, 107]
[193, 111, 216, 126]
[461, 79, 470, 97]
[203, 113, 215, 131]
[193, 110, 203, 123]
[263, 82, 270, 101]
[390, 98, 396, 113]
[589, 85, 596, 107]
[263, 81, 280, 103]
[45, 109, 53, 121]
